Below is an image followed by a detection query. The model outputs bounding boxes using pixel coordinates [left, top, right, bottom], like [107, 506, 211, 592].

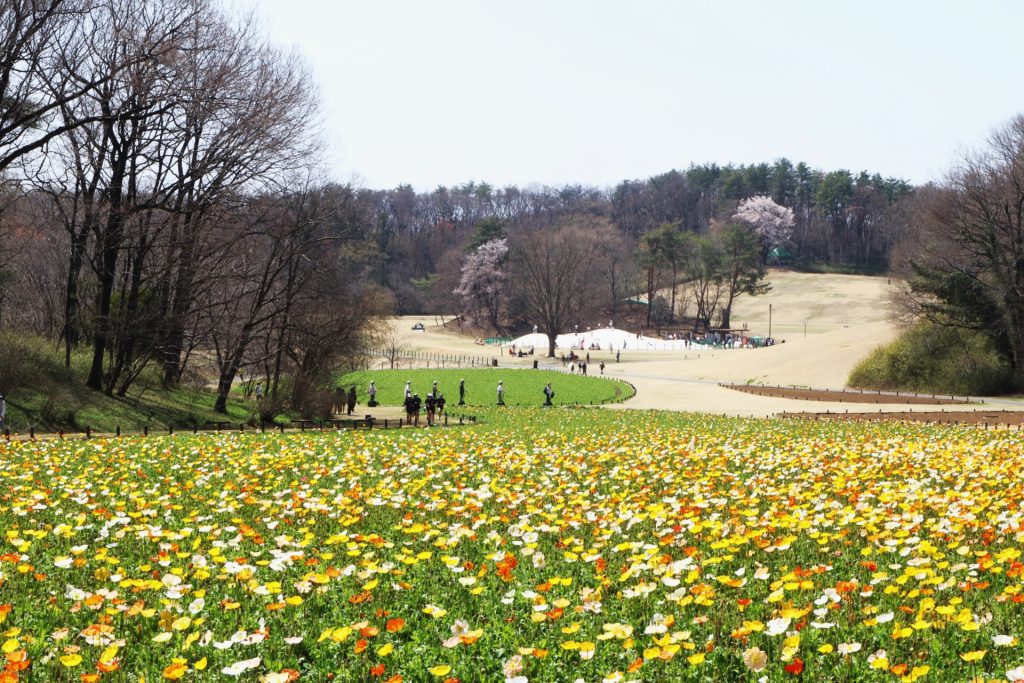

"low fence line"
[778, 409, 1024, 428]
[721, 383, 976, 404]
[1, 413, 481, 441]
[364, 348, 498, 369]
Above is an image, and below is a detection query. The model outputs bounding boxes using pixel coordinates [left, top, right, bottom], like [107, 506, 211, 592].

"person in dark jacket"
[410, 393, 422, 426]
[458, 378, 465, 405]
[543, 382, 554, 407]
[425, 393, 437, 426]
[346, 386, 357, 415]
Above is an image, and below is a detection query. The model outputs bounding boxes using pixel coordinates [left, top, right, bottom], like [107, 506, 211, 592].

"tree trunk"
[670, 262, 678, 322]
[271, 314, 287, 398]
[645, 266, 654, 327]
[61, 199, 97, 368]
[719, 303, 732, 330]
[547, 332, 556, 358]
[62, 234, 86, 368]
[86, 114, 129, 392]
[86, 203, 125, 392]
[110, 235, 149, 396]
[161, 211, 199, 386]
[214, 324, 253, 413]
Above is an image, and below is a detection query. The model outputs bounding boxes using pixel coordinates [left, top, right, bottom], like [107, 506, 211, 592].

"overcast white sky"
[245, 0, 1023, 191]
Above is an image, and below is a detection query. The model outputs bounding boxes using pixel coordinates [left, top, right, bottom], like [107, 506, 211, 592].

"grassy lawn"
[336, 368, 634, 407]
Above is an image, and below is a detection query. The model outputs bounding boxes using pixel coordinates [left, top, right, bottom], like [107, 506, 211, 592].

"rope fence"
[1, 413, 481, 441]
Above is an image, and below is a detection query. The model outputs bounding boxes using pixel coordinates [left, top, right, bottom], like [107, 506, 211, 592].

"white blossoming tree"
[454, 238, 509, 332]
[733, 195, 795, 259]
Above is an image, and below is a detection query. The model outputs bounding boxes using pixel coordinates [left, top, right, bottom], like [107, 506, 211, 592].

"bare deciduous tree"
[897, 114, 1024, 386]
[508, 216, 606, 357]
[381, 330, 408, 370]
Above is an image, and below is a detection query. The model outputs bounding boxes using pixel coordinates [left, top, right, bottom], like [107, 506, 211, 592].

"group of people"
[253, 380, 369, 417]
[559, 350, 608, 375]
[330, 382, 381, 417]
[569, 360, 589, 375]
[404, 380, 449, 426]
[335, 386, 360, 415]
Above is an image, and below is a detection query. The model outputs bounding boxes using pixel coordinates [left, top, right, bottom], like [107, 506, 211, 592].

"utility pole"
[768, 303, 772, 339]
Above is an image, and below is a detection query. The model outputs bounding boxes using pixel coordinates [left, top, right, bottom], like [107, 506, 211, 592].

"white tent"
[509, 327, 721, 352]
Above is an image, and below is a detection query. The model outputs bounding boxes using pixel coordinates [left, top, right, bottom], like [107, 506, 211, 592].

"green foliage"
[649, 295, 672, 324]
[816, 169, 855, 225]
[466, 216, 506, 251]
[908, 265, 1011, 359]
[336, 368, 634, 407]
[848, 322, 1015, 395]
[409, 272, 440, 290]
[641, 222, 686, 265]
[715, 223, 769, 329]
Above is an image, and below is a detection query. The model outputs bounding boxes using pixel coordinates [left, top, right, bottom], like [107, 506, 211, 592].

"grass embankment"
[336, 368, 634, 407]
[0, 331, 254, 432]
[848, 322, 1015, 396]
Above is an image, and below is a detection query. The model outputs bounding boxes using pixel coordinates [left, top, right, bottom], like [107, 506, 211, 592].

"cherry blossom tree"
[454, 238, 508, 332]
[733, 195, 795, 257]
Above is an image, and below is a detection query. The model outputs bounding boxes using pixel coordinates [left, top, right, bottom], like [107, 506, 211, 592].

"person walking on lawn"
[425, 393, 437, 426]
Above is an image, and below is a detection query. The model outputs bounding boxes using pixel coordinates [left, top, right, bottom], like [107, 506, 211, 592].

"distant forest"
[356, 161, 912, 314]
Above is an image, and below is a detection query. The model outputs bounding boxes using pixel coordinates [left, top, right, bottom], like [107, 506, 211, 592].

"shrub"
[258, 395, 289, 424]
[0, 330, 57, 394]
[849, 322, 1015, 396]
[38, 395, 78, 429]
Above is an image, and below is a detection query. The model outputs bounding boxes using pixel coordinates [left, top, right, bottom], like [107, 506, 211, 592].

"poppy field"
[1, 409, 1023, 682]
